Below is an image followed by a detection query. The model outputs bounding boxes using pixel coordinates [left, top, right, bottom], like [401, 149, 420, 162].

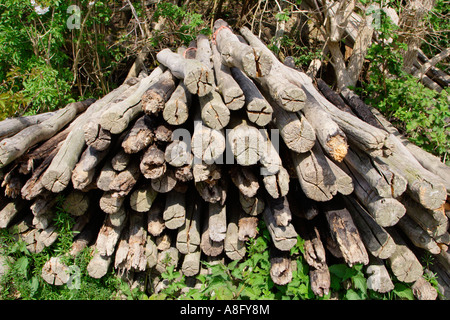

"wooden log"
[42, 86, 140, 194]
[208, 202, 227, 242]
[227, 116, 264, 166]
[340, 88, 385, 129]
[181, 249, 201, 277]
[240, 26, 393, 157]
[108, 160, 140, 197]
[110, 206, 127, 228]
[121, 115, 155, 154]
[325, 156, 354, 196]
[145, 236, 158, 269]
[229, 166, 259, 198]
[397, 214, 441, 255]
[270, 248, 293, 285]
[17, 122, 71, 175]
[310, 267, 331, 297]
[174, 164, 193, 183]
[165, 140, 193, 168]
[129, 184, 158, 213]
[213, 19, 272, 78]
[99, 66, 165, 134]
[71, 146, 109, 190]
[163, 82, 192, 126]
[344, 196, 396, 259]
[293, 219, 327, 270]
[263, 205, 298, 251]
[262, 166, 290, 199]
[316, 78, 353, 114]
[401, 194, 448, 238]
[412, 276, 438, 300]
[122, 211, 148, 272]
[156, 48, 213, 97]
[41, 257, 70, 286]
[224, 201, 246, 261]
[376, 135, 447, 211]
[195, 177, 227, 205]
[191, 109, 226, 164]
[340, 161, 406, 227]
[267, 196, 292, 227]
[111, 149, 131, 172]
[140, 144, 166, 180]
[199, 89, 230, 130]
[211, 44, 245, 111]
[0, 200, 25, 229]
[230, 67, 273, 126]
[99, 192, 125, 215]
[84, 78, 141, 151]
[156, 246, 179, 274]
[321, 197, 369, 266]
[201, 212, 224, 257]
[147, 195, 166, 237]
[62, 190, 90, 217]
[176, 193, 202, 255]
[259, 128, 282, 176]
[344, 147, 407, 198]
[96, 161, 117, 192]
[290, 142, 337, 202]
[163, 190, 186, 230]
[192, 162, 221, 183]
[141, 69, 177, 116]
[270, 103, 316, 154]
[151, 168, 177, 194]
[0, 99, 93, 168]
[2, 169, 22, 199]
[0, 111, 56, 141]
[87, 252, 112, 279]
[365, 256, 395, 293]
[386, 228, 424, 283]
[95, 212, 128, 257]
[239, 192, 265, 216]
[368, 105, 450, 194]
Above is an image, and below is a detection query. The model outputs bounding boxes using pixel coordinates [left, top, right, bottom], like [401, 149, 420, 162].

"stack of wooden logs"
[0, 19, 449, 300]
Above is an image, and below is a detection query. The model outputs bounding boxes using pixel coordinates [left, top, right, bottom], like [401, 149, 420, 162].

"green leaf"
[393, 283, 415, 300]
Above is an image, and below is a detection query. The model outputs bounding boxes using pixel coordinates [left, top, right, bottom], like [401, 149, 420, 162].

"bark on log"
[141, 69, 177, 116]
[0, 111, 56, 141]
[397, 214, 441, 255]
[344, 196, 396, 259]
[99, 66, 165, 134]
[71, 145, 109, 190]
[325, 156, 354, 196]
[211, 44, 245, 110]
[0, 99, 93, 168]
[290, 142, 337, 202]
[95, 212, 128, 257]
[230, 67, 273, 126]
[41, 89, 132, 193]
[84, 78, 141, 151]
[213, 19, 272, 78]
[121, 115, 155, 154]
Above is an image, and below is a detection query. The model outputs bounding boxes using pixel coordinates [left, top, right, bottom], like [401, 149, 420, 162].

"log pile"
[0, 20, 448, 300]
